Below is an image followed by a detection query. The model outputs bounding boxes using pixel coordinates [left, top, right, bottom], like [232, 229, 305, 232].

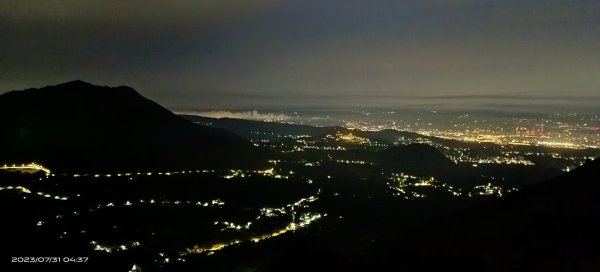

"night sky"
[1, 0, 599, 109]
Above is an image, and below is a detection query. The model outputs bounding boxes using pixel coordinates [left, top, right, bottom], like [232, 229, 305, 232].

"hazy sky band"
[1, 0, 599, 109]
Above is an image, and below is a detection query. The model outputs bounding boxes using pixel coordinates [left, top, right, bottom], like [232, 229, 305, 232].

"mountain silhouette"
[0, 80, 261, 171]
[374, 144, 456, 176]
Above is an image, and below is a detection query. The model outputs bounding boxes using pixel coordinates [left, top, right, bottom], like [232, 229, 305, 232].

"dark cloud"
[1, 0, 599, 109]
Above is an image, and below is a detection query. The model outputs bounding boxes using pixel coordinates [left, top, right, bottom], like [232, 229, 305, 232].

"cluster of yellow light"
[386, 172, 462, 199]
[0, 185, 69, 200]
[296, 212, 323, 228]
[450, 156, 535, 165]
[71, 168, 282, 181]
[16, 186, 31, 193]
[185, 191, 323, 256]
[223, 170, 245, 179]
[187, 215, 324, 255]
[304, 146, 347, 151]
[261, 207, 287, 217]
[35, 190, 69, 200]
[93, 198, 226, 211]
[471, 183, 517, 197]
[250, 222, 298, 243]
[335, 159, 368, 165]
[0, 162, 52, 175]
[343, 121, 395, 132]
[129, 264, 142, 272]
[187, 241, 241, 254]
[216, 220, 252, 231]
[214, 192, 319, 234]
[90, 240, 141, 253]
[410, 192, 426, 198]
[83, 169, 213, 179]
[332, 132, 371, 145]
[414, 178, 434, 187]
[389, 171, 519, 199]
[257, 168, 275, 176]
[429, 131, 590, 149]
[536, 141, 581, 149]
[221, 168, 291, 180]
[287, 193, 318, 209]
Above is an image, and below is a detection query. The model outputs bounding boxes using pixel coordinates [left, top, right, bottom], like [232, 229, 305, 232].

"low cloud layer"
[178, 110, 290, 121]
[1, 0, 599, 109]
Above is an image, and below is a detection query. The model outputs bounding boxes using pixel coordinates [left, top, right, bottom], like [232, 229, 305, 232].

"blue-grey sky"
[1, 0, 599, 109]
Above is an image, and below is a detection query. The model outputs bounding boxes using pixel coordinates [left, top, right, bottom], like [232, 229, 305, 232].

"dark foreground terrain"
[1, 82, 599, 271]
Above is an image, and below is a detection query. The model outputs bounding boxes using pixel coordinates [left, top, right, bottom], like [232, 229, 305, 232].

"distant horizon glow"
[171, 95, 600, 114]
[2, 0, 600, 109]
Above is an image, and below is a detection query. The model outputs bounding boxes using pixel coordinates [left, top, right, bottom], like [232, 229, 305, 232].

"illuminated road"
[1, 161, 324, 265]
[0, 163, 52, 175]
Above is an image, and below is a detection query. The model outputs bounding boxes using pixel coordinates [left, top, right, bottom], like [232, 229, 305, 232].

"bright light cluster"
[90, 240, 141, 253]
[386, 173, 462, 199]
[184, 192, 323, 257]
[0, 185, 69, 200]
[471, 183, 517, 197]
[0, 162, 52, 176]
